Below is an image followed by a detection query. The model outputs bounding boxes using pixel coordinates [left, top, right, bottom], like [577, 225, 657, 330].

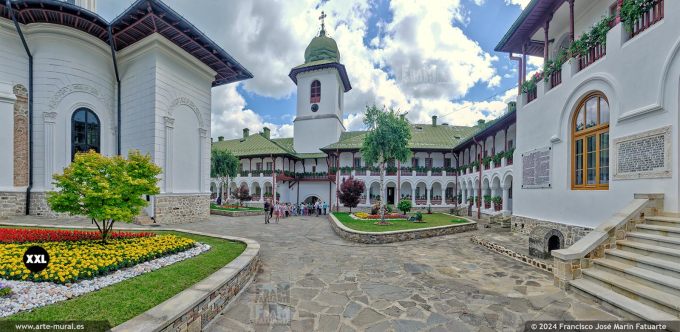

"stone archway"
[529, 226, 565, 259]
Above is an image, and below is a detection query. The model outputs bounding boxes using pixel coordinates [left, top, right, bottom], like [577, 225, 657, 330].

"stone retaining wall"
[154, 194, 210, 224]
[328, 213, 477, 244]
[511, 215, 591, 247]
[0, 191, 26, 217]
[210, 209, 264, 217]
[471, 235, 553, 274]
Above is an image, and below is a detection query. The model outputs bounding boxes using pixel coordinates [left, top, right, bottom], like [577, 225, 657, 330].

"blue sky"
[97, 0, 531, 139]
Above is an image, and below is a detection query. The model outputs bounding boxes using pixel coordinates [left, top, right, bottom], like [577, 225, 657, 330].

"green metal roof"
[211, 133, 294, 157]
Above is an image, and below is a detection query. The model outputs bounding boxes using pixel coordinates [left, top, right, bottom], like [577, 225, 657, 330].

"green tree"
[47, 150, 161, 243]
[360, 105, 412, 224]
[397, 199, 412, 215]
[211, 149, 239, 201]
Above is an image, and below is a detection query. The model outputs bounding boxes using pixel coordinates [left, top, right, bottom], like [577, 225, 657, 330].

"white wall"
[293, 68, 345, 153]
[515, 4, 680, 228]
[0, 82, 16, 190]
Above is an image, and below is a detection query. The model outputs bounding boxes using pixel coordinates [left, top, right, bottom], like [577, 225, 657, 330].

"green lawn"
[210, 204, 262, 211]
[333, 212, 470, 232]
[1, 229, 246, 328]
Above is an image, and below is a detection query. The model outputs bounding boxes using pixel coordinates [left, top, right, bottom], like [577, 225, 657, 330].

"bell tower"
[288, 12, 352, 153]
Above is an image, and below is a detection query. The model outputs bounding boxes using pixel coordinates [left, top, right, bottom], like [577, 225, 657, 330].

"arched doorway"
[548, 235, 561, 253]
[303, 195, 320, 204]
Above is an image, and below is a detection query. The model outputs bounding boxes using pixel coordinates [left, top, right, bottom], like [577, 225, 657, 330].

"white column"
[411, 187, 416, 206]
[502, 184, 511, 215]
[366, 190, 370, 205]
[426, 185, 431, 206]
[198, 128, 207, 193]
[163, 116, 174, 193]
[260, 183, 264, 202]
[43, 112, 57, 189]
[393, 187, 398, 205]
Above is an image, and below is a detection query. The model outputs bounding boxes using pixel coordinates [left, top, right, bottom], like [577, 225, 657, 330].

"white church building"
[0, 0, 252, 223]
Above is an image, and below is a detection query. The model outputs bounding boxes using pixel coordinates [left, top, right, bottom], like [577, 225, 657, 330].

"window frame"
[310, 80, 321, 103]
[571, 92, 610, 190]
[71, 108, 100, 161]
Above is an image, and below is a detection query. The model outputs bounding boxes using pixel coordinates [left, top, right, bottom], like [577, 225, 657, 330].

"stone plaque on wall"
[613, 126, 671, 180]
[521, 146, 551, 189]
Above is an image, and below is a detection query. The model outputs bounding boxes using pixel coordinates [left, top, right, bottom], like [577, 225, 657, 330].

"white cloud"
[505, 0, 531, 9]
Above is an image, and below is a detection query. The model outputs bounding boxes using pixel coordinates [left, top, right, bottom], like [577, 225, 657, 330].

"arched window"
[71, 108, 100, 160]
[310, 80, 321, 103]
[572, 92, 609, 190]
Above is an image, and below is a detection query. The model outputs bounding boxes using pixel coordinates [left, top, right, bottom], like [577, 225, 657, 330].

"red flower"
[0, 228, 154, 243]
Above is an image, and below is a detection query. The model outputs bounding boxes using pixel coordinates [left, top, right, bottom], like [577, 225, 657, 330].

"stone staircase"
[569, 213, 680, 323]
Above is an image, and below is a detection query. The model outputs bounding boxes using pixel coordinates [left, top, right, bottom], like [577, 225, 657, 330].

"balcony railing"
[526, 86, 537, 103]
[631, 0, 664, 37]
[549, 70, 562, 89]
[578, 43, 606, 71]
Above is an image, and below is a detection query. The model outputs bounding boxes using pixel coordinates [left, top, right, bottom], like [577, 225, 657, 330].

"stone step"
[606, 248, 680, 280]
[582, 268, 680, 316]
[594, 258, 680, 298]
[627, 232, 680, 250]
[569, 279, 678, 324]
[646, 215, 680, 227]
[636, 224, 680, 238]
[617, 240, 680, 264]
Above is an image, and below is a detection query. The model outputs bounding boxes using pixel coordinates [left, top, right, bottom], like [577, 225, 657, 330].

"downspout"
[107, 25, 121, 155]
[510, 53, 522, 95]
[452, 150, 459, 210]
[8, 0, 33, 215]
[472, 136, 483, 220]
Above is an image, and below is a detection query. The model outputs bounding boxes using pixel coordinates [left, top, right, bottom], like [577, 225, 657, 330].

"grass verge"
[1, 230, 246, 328]
[333, 212, 469, 232]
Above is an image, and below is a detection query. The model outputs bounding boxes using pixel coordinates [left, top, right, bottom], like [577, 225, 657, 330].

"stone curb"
[471, 235, 553, 274]
[0, 222, 261, 332]
[210, 209, 264, 217]
[327, 213, 478, 244]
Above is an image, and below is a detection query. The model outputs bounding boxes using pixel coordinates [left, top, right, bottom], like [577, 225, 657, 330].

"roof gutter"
[107, 25, 122, 155]
[7, 0, 33, 215]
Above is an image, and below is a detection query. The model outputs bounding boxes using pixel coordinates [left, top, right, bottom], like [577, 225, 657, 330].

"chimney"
[432, 115, 437, 126]
[218, 136, 224, 142]
[243, 128, 249, 138]
[262, 127, 270, 139]
[507, 101, 517, 113]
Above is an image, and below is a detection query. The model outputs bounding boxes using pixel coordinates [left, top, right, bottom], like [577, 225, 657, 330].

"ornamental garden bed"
[339, 212, 469, 232]
[329, 213, 477, 244]
[0, 226, 247, 329]
[210, 204, 264, 217]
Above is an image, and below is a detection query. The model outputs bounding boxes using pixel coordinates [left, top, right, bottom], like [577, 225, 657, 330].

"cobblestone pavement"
[2, 215, 619, 331]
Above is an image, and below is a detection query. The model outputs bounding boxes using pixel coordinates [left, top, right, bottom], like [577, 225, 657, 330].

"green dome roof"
[304, 30, 340, 64]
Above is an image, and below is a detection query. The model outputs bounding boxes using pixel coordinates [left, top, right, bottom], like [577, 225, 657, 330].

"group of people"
[263, 200, 329, 224]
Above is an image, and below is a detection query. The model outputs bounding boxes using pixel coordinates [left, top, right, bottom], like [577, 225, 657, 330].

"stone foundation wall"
[210, 209, 264, 217]
[328, 213, 477, 244]
[511, 215, 591, 246]
[155, 194, 210, 224]
[0, 191, 26, 217]
[29, 192, 57, 217]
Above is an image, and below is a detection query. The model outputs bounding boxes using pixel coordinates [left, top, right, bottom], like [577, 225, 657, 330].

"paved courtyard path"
[3, 214, 619, 331]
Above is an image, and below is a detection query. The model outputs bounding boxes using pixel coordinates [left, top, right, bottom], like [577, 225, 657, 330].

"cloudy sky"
[97, 0, 537, 139]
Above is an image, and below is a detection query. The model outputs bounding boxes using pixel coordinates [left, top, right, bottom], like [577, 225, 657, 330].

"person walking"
[322, 201, 328, 215]
[263, 200, 270, 224]
[269, 201, 274, 222]
[274, 202, 281, 224]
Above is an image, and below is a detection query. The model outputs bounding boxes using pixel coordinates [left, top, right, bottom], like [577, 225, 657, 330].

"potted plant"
[427, 205, 432, 214]
[492, 196, 503, 211]
[504, 148, 515, 165]
[483, 195, 492, 209]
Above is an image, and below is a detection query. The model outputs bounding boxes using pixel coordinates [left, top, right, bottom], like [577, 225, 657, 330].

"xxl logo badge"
[23, 246, 50, 273]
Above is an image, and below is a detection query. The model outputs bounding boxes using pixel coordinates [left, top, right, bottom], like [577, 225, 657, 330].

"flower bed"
[352, 212, 407, 220]
[0, 235, 195, 284]
[0, 228, 154, 244]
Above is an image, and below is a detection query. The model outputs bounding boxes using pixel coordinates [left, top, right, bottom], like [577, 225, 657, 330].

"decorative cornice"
[164, 116, 175, 128]
[43, 112, 58, 123]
